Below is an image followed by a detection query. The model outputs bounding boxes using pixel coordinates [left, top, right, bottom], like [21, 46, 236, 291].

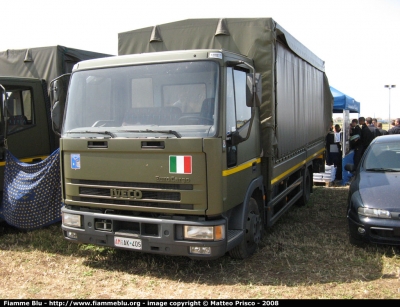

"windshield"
[63, 61, 219, 138]
[364, 142, 400, 171]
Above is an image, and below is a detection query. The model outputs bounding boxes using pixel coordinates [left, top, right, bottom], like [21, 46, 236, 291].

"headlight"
[358, 207, 391, 219]
[62, 213, 82, 227]
[184, 225, 225, 241]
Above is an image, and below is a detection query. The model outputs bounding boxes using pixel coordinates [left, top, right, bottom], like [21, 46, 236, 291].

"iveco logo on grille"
[110, 189, 142, 199]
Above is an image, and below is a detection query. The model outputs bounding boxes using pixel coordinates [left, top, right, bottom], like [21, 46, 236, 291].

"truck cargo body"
[0, 46, 111, 192]
[59, 19, 332, 259]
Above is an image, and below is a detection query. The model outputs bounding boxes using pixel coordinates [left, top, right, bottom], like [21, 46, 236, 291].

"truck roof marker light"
[209, 53, 222, 59]
[215, 18, 230, 36]
[24, 49, 33, 62]
[150, 25, 163, 43]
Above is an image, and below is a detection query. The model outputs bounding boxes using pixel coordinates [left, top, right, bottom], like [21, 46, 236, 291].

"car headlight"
[358, 207, 391, 219]
[62, 213, 82, 227]
[183, 225, 225, 241]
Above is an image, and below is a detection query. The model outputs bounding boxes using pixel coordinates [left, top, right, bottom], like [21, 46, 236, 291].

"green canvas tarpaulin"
[0, 45, 111, 83]
[118, 18, 333, 158]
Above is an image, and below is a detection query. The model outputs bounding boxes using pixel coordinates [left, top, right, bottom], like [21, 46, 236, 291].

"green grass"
[1, 186, 400, 299]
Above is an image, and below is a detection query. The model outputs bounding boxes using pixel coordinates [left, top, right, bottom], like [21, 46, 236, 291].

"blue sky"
[2, 0, 400, 120]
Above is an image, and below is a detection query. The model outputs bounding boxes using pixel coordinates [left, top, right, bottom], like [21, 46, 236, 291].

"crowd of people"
[350, 117, 400, 168]
[326, 116, 400, 181]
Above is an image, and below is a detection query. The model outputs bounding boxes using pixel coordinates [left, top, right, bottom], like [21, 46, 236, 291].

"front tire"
[229, 197, 263, 259]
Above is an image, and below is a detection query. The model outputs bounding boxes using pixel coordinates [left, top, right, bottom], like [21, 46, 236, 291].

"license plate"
[114, 236, 142, 250]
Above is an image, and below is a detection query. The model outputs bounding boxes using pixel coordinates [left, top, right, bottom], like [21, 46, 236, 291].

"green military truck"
[0, 46, 111, 181]
[0, 46, 110, 225]
[56, 18, 333, 259]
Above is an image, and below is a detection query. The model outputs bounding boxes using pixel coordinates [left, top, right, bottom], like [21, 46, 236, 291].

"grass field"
[1, 185, 400, 299]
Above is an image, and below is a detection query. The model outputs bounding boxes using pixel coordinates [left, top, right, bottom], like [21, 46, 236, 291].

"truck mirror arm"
[0, 84, 10, 146]
[226, 61, 258, 146]
[49, 74, 70, 136]
[226, 60, 257, 107]
[51, 101, 62, 137]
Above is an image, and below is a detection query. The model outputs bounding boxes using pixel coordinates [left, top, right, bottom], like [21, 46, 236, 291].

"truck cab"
[59, 49, 264, 259]
[0, 77, 56, 189]
[57, 18, 332, 260]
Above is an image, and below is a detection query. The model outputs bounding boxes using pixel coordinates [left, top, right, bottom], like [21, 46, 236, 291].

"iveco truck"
[56, 18, 333, 259]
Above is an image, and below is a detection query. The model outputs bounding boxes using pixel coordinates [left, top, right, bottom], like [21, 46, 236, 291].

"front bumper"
[348, 214, 400, 245]
[62, 207, 229, 259]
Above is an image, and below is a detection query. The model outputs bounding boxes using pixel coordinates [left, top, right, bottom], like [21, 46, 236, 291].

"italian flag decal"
[169, 155, 192, 174]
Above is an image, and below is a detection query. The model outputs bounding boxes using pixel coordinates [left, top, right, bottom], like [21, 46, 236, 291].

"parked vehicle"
[54, 18, 333, 259]
[345, 134, 400, 246]
[0, 46, 111, 227]
[0, 46, 111, 187]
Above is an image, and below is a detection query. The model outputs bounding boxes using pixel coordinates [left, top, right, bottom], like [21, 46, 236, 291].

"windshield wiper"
[116, 129, 182, 138]
[366, 168, 400, 172]
[66, 131, 117, 138]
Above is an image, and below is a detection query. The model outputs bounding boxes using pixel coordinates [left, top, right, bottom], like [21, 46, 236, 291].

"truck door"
[0, 78, 54, 191]
[224, 67, 260, 206]
[226, 67, 258, 167]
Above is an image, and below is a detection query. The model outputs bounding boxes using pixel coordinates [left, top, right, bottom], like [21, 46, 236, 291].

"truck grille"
[79, 187, 181, 201]
[72, 196, 193, 209]
[71, 179, 193, 190]
[69, 179, 194, 209]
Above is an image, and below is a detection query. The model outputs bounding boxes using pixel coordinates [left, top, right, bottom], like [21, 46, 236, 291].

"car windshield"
[63, 61, 219, 138]
[364, 143, 400, 171]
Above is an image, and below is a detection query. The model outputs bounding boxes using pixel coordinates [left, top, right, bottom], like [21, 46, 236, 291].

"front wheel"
[229, 197, 263, 259]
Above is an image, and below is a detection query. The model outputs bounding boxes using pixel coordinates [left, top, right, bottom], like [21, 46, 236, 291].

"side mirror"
[246, 73, 262, 107]
[51, 101, 62, 133]
[246, 75, 253, 107]
[226, 60, 262, 108]
[49, 74, 70, 135]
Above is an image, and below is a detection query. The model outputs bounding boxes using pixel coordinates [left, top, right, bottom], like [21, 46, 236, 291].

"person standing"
[366, 117, 382, 138]
[388, 118, 400, 134]
[377, 122, 388, 135]
[349, 118, 361, 150]
[332, 124, 342, 181]
[353, 117, 373, 168]
[325, 120, 334, 165]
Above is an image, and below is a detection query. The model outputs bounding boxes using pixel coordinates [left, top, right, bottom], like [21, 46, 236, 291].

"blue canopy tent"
[330, 86, 361, 185]
[331, 86, 360, 114]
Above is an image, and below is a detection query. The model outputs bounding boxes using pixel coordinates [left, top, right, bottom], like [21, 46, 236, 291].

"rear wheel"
[229, 197, 263, 259]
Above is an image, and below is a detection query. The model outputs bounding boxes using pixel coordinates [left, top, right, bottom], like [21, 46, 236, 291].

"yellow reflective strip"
[271, 148, 325, 185]
[222, 158, 261, 176]
[0, 155, 49, 167]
